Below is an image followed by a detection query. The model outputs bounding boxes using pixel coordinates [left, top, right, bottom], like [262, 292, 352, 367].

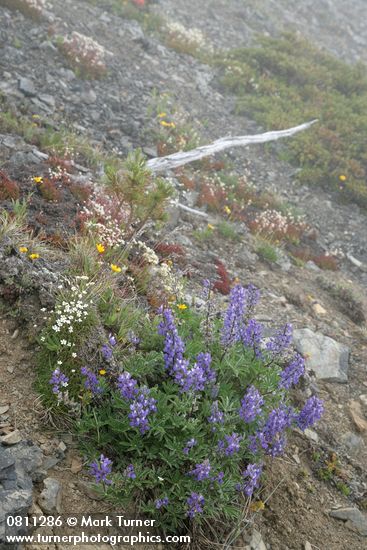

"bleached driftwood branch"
[147, 120, 317, 173]
[177, 203, 208, 218]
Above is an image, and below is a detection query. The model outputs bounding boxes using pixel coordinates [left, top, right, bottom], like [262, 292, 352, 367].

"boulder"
[293, 328, 349, 383]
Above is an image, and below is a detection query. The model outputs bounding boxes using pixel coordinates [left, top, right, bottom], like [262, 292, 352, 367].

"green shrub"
[256, 242, 278, 263]
[216, 33, 367, 207]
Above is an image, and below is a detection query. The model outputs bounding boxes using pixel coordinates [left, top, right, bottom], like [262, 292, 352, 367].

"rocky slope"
[0, 1, 367, 549]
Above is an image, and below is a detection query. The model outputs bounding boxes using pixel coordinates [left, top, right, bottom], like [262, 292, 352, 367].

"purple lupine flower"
[216, 471, 224, 484]
[239, 385, 264, 423]
[81, 366, 103, 395]
[155, 497, 169, 509]
[158, 308, 185, 370]
[127, 330, 140, 346]
[124, 464, 136, 479]
[266, 323, 293, 357]
[208, 401, 224, 429]
[238, 463, 262, 496]
[210, 471, 224, 487]
[158, 309, 214, 394]
[201, 278, 212, 301]
[183, 438, 197, 455]
[128, 387, 157, 434]
[181, 364, 207, 393]
[117, 372, 138, 400]
[279, 353, 305, 389]
[253, 404, 295, 457]
[297, 396, 324, 430]
[49, 368, 69, 396]
[242, 318, 263, 356]
[171, 357, 213, 394]
[221, 285, 247, 347]
[170, 357, 190, 388]
[101, 343, 113, 360]
[246, 284, 261, 310]
[186, 492, 205, 518]
[196, 352, 216, 384]
[90, 454, 113, 485]
[109, 334, 117, 347]
[218, 433, 242, 456]
[222, 284, 260, 347]
[188, 459, 211, 481]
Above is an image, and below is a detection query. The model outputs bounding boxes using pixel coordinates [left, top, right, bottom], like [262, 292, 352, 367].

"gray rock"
[329, 507, 367, 536]
[80, 89, 97, 104]
[18, 77, 36, 97]
[9, 150, 43, 167]
[340, 431, 365, 453]
[305, 260, 321, 272]
[0, 441, 42, 543]
[0, 431, 22, 446]
[304, 428, 319, 443]
[275, 249, 291, 271]
[38, 94, 56, 109]
[293, 328, 350, 383]
[173, 234, 193, 248]
[235, 245, 258, 267]
[249, 529, 267, 550]
[185, 190, 199, 208]
[38, 478, 62, 514]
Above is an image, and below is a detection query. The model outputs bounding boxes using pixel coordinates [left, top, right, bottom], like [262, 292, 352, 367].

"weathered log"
[147, 120, 317, 173]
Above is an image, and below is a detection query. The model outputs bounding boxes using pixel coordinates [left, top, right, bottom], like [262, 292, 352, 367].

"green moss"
[216, 33, 367, 207]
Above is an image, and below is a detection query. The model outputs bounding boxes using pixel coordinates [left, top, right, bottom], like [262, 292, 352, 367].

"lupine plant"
[46, 281, 324, 534]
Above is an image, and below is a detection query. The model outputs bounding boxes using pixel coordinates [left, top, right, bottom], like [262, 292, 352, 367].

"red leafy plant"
[0, 171, 20, 201]
[213, 259, 232, 295]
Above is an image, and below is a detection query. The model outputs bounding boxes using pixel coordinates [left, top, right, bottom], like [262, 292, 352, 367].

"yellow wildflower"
[160, 120, 176, 129]
[207, 223, 215, 230]
[99, 369, 106, 376]
[33, 176, 43, 184]
[250, 500, 265, 512]
[177, 303, 188, 310]
[111, 264, 122, 273]
[19, 246, 28, 253]
[339, 174, 347, 182]
[96, 243, 105, 254]
[29, 253, 40, 260]
[157, 112, 167, 118]
[224, 205, 231, 215]
[233, 277, 240, 284]
[166, 259, 173, 267]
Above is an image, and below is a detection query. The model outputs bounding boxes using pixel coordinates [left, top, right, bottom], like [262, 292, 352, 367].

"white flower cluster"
[253, 209, 306, 237]
[160, 262, 183, 297]
[20, 0, 49, 15]
[150, 262, 183, 299]
[137, 241, 159, 265]
[51, 279, 94, 340]
[82, 195, 126, 247]
[61, 32, 109, 74]
[165, 21, 213, 53]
